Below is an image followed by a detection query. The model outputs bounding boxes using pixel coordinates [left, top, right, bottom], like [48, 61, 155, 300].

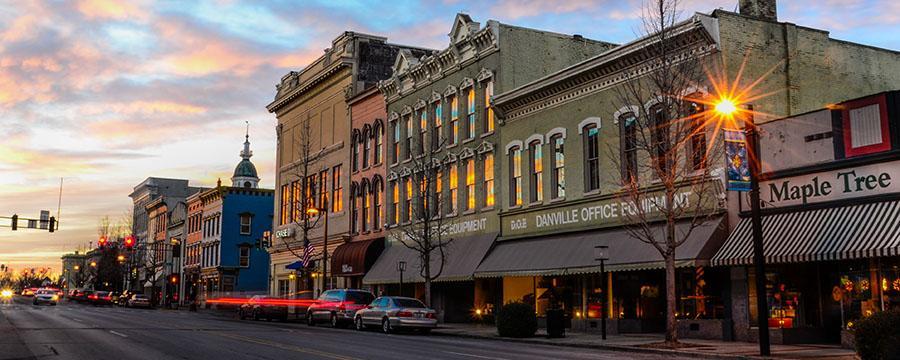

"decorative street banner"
[725, 129, 750, 192]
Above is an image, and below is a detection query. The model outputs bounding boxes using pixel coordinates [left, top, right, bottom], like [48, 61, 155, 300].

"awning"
[474, 217, 727, 278]
[331, 238, 385, 277]
[363, 232, 498, 284]
[285, 261, 305, 270]
[711, 200, 900, 266]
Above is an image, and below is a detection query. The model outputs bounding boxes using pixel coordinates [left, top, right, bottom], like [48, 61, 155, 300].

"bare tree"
[396, 136, 456, 307]
[609, 0, 724, 346]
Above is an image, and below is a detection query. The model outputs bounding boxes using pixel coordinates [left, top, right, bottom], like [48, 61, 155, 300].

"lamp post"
[715, 100, 770, 356]
[594, 245, 609, 340]
[397, 261, 406, 297]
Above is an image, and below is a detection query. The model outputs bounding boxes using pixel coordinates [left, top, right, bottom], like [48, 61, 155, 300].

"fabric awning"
[285, 261, 305, 270]
[711, 200, 900, 266]
[331, 238, 385, 277]
[474, 217, 726, 278]
[363, 232, 497, 284]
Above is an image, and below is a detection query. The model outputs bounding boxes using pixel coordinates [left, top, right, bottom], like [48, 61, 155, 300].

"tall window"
[551, 134, 565, 199]
[484, 81, 494, 133]
[363, 131, 371, 168]
[433, 101, 442, 150]
[361, 185, 369, 232]
[650, 106, 668, 177]
[419, 110, 427, 155]
[350, 184, 358, 233]
[450, 95, 459, 144]
[332, 165, 343, 212]
[239, 246, 250, 267]
[530, 141, 543, 202]
[374, 181, 383, 229]
[435, 169, 443, 217]
[280, 184, 290, 225]
[465, 158, 475, 210]
[391, 120, 400, 163]
[404, 177, 412, 222]
[484, 153, 495, 207]
[466, 87, 476, 139]
[239, 214, 251, 235]
[352, 134, 359, 171]
[449, 163, 458, 213]
[319, 170, 328, 208]
[292, 180, 301, 222]
[584, 124, 600, 191]
[405, 115, 413, 160]
[620, 113, 638, 182]
[688, 102, 707, 170]
[306, 175, 317, 209]
[510, 146, 522, 206]
[390, 179, 399, 225]
[375, 123, 383, 165]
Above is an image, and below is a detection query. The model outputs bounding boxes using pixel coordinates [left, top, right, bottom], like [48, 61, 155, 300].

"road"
[1, 296, 687, 360]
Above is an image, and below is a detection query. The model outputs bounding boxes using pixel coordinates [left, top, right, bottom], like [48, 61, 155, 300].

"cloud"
[75, 0, 147, 21]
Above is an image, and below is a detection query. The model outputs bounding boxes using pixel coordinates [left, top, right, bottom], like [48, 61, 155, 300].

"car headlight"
[51, 295, 59, 300]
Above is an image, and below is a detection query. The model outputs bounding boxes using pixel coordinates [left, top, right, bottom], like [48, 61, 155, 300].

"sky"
[2, 0, 899, 274]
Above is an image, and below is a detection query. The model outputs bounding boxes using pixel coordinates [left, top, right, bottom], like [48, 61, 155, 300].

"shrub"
[496, 302, 537, 338]
[854, 310, 900, 360]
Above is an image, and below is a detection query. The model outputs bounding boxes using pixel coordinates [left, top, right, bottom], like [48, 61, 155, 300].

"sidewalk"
[431, 323, 858, 360]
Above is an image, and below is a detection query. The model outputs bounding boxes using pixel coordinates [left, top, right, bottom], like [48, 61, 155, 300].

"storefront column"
[607, 272, 613, 318]
[581, 276, 588, 323]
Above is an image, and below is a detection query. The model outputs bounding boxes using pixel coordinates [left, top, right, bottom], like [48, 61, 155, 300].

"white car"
[33, 289, 58, 306]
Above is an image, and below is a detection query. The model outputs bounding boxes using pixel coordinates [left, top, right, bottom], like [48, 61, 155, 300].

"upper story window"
[332, 165, 343, 212]
[363, 131, 371, 168]
[551, 134, 565, 199]
[465, 158, 476, 210]
[405, 115, 414, 160]
[484, 81, 494, 133]
[433, 101, 443, 151]
[352, 133, 359, 172]
[466, 88, 476, 139]
[484, 153, 495, 207]
[239, 246, 250, 267]
[419, 110, 427, 155]
[374, 122, 384, 165]
[434, 168, 443, 217]
[450, 95, 459, 145]
[350, 184, 359, 233]
[687, 102, 707, 171]
[291, 180, 302, 223]
[374, 180, 383, 229]
[584, 124, 601, 191]
[509, 146, 522, 206]
[391, 120, 400, 164]
[361, 184, 369, 232]
[530, 140, 543, 203]
[448, 163, 459, 214]
[390, 179, 399, 225]
[280, 184, 290, 225]
[650, 106, 669, 177]
[404, 177, 413, 222]
[619, 113, 638, 183]
[319, 170, 328, 208]
[239, 214, 251, 235]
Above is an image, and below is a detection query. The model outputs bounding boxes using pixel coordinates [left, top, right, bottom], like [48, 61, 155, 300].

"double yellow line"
[215, 331, 359, 360]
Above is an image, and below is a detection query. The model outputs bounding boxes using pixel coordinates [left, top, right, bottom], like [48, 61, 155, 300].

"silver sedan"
[354, 296, 437, 334]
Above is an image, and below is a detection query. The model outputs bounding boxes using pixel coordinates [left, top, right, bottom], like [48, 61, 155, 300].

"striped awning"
[711, 200, 900, 266]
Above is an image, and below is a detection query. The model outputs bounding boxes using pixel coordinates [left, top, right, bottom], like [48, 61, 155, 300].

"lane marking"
[443, 351, 509, 360]
[67, 317, 83, 323]
[109, 330, 128, 338]
[215, 332, 359, 360]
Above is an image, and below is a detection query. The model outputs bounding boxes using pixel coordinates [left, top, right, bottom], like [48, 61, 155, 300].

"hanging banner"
[725, 129, 751, 192]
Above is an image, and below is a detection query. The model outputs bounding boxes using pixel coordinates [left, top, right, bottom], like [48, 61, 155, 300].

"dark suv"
[306, 289, 375, 328]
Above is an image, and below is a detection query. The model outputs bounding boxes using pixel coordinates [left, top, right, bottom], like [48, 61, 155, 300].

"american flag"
[302, 243, 314, 268]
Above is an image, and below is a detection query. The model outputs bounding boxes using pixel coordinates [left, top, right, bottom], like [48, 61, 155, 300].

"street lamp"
[117, 255, 126, 263]
[397, 261, 407, 297]
[89, 261, 97, 268]
[715, 99, 770, 356]
[594, 245, 609, 340]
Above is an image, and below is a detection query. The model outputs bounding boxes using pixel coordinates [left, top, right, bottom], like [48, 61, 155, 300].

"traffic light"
[98, 235, 108, 247]
[124, 235, 135, 249]
[10, 214, 17, 231]
[48, 216, 55, 233]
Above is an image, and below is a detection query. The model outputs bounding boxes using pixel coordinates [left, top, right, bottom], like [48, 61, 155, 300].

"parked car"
[115, 292, 132, 306]
[307, 289, 375, 328]
[239, 295, 288, 321]
[32, 289, 59, 306]
[89, 291, 114, 306]
[75, 290, 93, 303]
[21, 288, 38, 297]
[126, 294, 151, 308]
[354, 296, 437, 334]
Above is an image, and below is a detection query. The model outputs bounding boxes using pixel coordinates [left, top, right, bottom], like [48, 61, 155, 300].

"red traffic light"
[98, 236, 108, 247]
[124, 235, 135, 248]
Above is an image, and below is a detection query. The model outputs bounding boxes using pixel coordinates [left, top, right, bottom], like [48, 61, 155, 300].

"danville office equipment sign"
[761, 160, 900, 208]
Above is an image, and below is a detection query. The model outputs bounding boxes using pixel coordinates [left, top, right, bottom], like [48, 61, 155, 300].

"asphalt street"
[0, 296, 689, 360]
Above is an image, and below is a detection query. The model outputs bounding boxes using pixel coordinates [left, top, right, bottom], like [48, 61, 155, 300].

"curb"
[431, 330, 761, 360]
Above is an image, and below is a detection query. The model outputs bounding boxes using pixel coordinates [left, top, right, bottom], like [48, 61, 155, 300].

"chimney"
[739, 0, 777, 21]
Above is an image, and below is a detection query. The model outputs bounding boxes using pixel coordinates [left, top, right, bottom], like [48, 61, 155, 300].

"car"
[239, 295, 288, 321]
[354, 296, 437, 334]
[115, 292, 132, 306]
[126, 294, 151, 308]
[89, 291, 114, 306]
[32, 289, 59, 306]
[75, 290, 93, 303]
[306, 289, 375, 328]
[21, 288, 38, 297]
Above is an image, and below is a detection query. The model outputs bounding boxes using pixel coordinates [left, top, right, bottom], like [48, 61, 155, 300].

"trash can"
[546, 309, 566, 338]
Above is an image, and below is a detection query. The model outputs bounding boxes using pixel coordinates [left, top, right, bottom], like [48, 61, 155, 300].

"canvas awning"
[474, 217, 726, 278]
[362, 232, 497, 284]
[711, 199, 900, 266]
[330, 238, 384, 277]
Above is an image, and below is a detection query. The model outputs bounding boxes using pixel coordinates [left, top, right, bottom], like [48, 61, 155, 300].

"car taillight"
[425, 313, 436, 319]
[396, 311, 414, 317]
[89, 295, 97, 299]
[337, 304, 346, 312]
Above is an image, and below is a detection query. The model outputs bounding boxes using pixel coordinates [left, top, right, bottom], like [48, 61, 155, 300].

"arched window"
[363, 128, 371, 169]
[550, 134, 565, 199]
[649, 105, 668, 177]
[449, 95, 459, 144]
[619, 113, 638, 182]
[350, 183, 358, 233]
[465, 158, 475, 210]
[390, 179, 399, 225]
[687, 101, 707, 170]
[483, 153, 494, 207]
[466, 87, 476, 139]
[583, 124, 600, 191]
[361, 182, 369, 232]
[373, 178, 383, 229]
[448, 163, 458, 213]
[529, 140, 543, 203]
[374, 122, 383, 165]
[509, 146, 522, 206]
[433, 101, 443, 151]
[351, 132, 360, 172]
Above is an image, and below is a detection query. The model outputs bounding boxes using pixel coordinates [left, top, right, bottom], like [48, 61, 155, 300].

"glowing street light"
[117, 255, 126, 263]
[89, 261, 97, 268]
[714, 98, 738, 116]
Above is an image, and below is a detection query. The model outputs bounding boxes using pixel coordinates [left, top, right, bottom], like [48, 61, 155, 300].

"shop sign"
[341, 264, 353, 273]
[760, 160, 900, 207]
[274, 228, 293, 238]
[502, 181, 721, 238]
